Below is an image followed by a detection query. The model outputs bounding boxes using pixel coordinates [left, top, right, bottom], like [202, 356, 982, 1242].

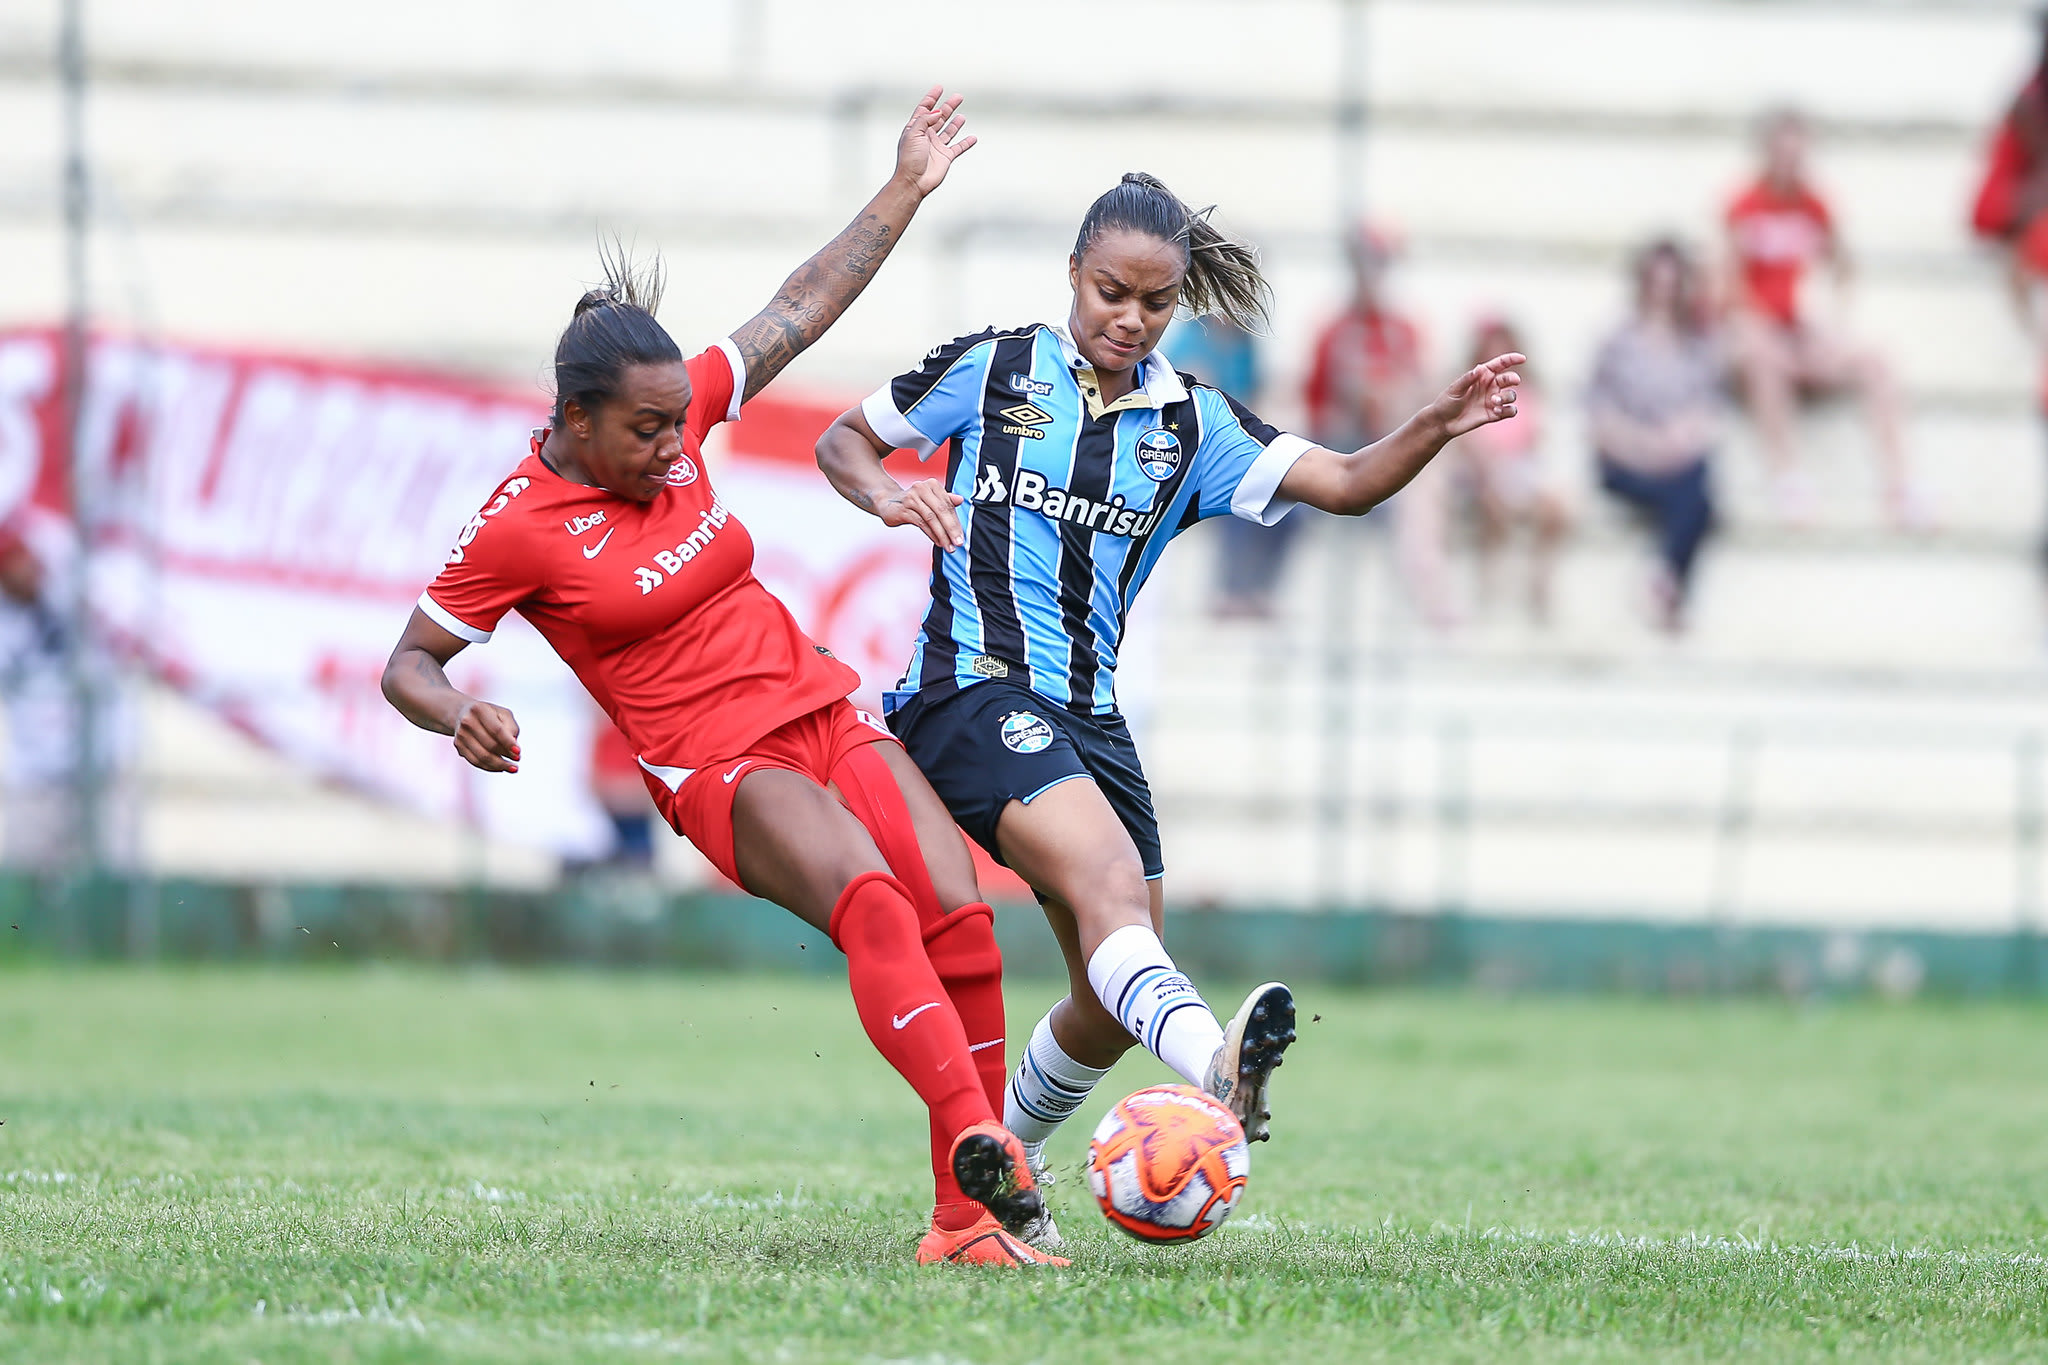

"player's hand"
[877, 478, 965, 550]
[1432, 352, 1525, 439]
[894, 86, 976, 197]
[452, 699, 522, 774]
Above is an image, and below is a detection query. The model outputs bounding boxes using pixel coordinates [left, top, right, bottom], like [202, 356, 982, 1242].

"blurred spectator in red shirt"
[1972, 13, 2048, 309]
[1453, 317, 1569, 623]
[1304, 224, 1450, 625]
[1992, 16, 2048, 582]
[1724, 109, 1917, 528]
[1590, 241, 1724, 634]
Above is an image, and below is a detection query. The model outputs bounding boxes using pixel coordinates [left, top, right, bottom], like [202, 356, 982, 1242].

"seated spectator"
[1589, 241, 1724, 633]
[1724, 108, 1919, 527]
[1453, 316, 1569, 622]
[1303, 224, 1444, 624]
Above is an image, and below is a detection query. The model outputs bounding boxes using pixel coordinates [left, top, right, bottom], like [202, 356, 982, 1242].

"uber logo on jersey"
[1007, 372, 1054, 398]
[996, 401, 1053, 440]
[1000, 710, 1054, 755]
[564, 509, 607, 535]
[1136, 427, 1183, 482]
[664, 454, 700, 487]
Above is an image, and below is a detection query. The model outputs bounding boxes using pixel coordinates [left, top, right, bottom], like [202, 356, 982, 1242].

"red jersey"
[1726, 178, 1834, 326]
[420, 342, 859, 774]
[1302, 306, 1422, 449]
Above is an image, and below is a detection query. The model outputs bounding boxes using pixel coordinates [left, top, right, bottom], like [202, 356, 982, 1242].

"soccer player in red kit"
[380, 89, 1063, 1268]
[1724, 108, 1915, 525]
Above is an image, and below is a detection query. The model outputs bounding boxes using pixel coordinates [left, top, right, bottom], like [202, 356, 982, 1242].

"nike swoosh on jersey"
[892, 1002, 941, 1029]
[581, 527, 616, 558]
[722, 762, 753, 784]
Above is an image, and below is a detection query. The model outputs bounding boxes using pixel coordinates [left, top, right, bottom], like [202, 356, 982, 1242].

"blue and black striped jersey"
[861, 322, 1312, 716]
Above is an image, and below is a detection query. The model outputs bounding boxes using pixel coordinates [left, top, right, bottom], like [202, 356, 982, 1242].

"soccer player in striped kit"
[382, 90, 1065, 1267]
[817, 172, 1523, 1247]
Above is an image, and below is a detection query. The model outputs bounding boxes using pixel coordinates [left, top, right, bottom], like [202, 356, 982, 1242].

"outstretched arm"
[728, 86, 976, 403]
[381, 609, 523, 773]
[815, 406, 965, 549]
[1276, 353, 1525, 516]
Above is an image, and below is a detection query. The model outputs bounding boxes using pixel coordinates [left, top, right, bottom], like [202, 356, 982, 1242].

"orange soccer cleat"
[916, 1211, 1070, 1267]
[948, 1120, 1045, 1238]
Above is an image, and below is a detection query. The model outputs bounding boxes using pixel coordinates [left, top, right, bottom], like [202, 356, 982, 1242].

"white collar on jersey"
[1047, 325, 1189, 410]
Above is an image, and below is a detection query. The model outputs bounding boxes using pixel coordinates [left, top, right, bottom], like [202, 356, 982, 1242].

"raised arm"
[1276, 353, 1524, 516]
[381, 609, 523, 773]
[728, 86, 976, 403]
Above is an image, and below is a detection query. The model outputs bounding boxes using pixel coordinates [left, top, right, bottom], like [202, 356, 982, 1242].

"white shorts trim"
[1230, 433, 1315, 526]
[417, 592, 492, 644]
[715, 337, 747, 422]
[637, 755, 696, 793]
[861, 390, 939, 459]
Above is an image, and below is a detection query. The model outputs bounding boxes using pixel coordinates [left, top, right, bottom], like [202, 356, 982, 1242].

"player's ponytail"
[1073, 172, 1271, 332]
[551, 238, 683, 425]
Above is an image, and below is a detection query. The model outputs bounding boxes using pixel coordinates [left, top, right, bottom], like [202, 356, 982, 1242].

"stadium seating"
[1, 0, 2043, 933]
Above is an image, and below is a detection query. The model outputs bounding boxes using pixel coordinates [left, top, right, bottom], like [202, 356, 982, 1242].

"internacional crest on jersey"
[860, 322, 1313, 716]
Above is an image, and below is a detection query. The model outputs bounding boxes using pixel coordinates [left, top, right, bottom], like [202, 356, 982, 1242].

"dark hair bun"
[573, 288, 620, 318]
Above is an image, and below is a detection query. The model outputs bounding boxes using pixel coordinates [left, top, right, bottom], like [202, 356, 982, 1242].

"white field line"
[1221, 1217, 2048, 1269]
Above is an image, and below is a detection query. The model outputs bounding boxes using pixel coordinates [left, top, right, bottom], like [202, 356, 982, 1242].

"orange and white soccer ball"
[1087, 1084, 1250, 1243]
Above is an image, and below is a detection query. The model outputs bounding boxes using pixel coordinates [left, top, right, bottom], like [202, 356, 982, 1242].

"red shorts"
[640, 700, 899, 887]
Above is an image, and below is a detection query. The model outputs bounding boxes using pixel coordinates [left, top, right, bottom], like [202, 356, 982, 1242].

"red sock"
[828, 872, 992, 1161]
[923, 902, 1009, 1231]
[831, 744, 1009, 1227]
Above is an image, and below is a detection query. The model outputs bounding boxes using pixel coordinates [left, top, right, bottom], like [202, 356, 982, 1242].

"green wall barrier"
[1, 872, 2038, 996]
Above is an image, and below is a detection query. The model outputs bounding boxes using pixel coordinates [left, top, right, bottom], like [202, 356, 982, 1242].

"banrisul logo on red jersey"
[632, 498, 732, 594]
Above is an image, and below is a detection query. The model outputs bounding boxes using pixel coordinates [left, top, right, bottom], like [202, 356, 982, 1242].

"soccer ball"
[1086, 1084, 1250, 1243]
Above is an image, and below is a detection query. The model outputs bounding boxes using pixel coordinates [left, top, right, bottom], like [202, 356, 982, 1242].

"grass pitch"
[4, 965, 2047, 1362]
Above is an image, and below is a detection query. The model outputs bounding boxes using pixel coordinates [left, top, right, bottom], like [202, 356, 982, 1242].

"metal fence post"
[1436, 716, 1470, 917]
[2013, 732, 2042, 993]
[1707, 723, 1760, 988]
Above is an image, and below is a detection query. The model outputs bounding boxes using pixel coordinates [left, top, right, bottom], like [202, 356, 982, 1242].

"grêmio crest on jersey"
[1135, 427, 1183, 482]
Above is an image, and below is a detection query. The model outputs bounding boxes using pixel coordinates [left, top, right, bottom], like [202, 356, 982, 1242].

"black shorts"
[887, 681, 1164, 880]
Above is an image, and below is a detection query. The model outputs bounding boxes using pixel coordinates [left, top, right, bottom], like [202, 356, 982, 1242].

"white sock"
[1004, 1011, 1112, 1146]
[1085, 923, 1225, 1090]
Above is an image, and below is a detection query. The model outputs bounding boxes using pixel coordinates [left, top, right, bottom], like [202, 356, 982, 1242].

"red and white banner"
[0, 329, 934, 863]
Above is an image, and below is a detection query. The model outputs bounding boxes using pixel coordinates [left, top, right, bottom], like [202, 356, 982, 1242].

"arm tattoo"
[731, 214, 898, 402]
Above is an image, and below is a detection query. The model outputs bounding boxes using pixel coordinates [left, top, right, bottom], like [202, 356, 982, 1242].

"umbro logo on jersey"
[664, 454, 699, 487]
[564, 510, 607, 536]
[977, 468, 1165, 539]
[581, 528, 615, 559]
[996, 401, 1052, 440]
[1007, 372, 1054, 398]
[632, 499, 731, 594]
